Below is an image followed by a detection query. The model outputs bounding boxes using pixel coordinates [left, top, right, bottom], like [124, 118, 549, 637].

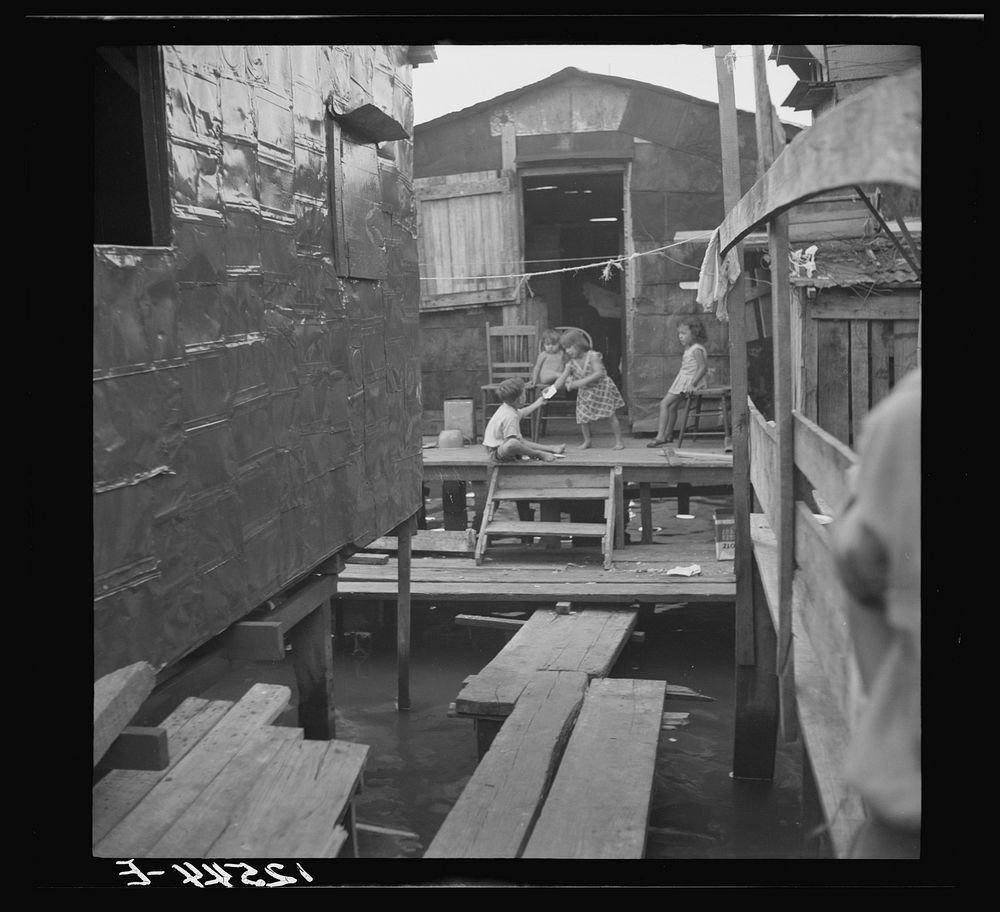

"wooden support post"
[613, 465, 625, 549]
[722, 44, 774, 775]
[470, 480, 487, 531]
[676, 482, 692, 516]
[732, 556, 778, 779]
[714, 42, 756, 670]
[333, 596, 345, 654]
[396, 513, 414, 711]
[474, 717, 503, 761]
[442, 480, 468, 530]
[639, 482, 653, 544]
[539, 500, 562, 549]
[753, 45, 797, 742]
[288, 593, 337, 739]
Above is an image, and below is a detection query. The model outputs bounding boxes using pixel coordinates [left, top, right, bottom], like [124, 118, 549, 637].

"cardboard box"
[443, 397, 476, 441]
[714, 509, 735, 560]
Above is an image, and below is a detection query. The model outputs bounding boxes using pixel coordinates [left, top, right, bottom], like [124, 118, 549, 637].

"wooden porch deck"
[421, 432, 733, 488]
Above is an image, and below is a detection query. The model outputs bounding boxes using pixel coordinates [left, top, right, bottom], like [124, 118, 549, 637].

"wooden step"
[482, 521, 607, 537]
[491, 487, 610, 501]
[495, 466, 608, 489]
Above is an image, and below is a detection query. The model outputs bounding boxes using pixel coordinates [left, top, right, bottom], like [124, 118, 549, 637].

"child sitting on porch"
[482, 377, 567, 463]
[551, 328, 625, 450]
[532, 328, 568, 387]
[646, 317, 709, 447]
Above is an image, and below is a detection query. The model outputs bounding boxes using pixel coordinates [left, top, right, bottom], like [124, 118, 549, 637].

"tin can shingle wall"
[93, 46, 421, 678]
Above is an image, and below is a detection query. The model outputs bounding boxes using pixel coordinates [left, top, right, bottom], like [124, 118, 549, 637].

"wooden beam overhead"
[719, 66, 921, 257]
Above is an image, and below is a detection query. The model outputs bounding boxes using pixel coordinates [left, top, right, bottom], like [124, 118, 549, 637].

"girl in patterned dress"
[552, 328, 625, 450]
[647, 318, 709, 447]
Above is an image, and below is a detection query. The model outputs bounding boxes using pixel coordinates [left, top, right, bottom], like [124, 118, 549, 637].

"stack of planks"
[93, 683, 368, 858]
[426, 606, 665, 858]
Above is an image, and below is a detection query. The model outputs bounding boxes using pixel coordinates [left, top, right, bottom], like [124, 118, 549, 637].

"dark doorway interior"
[521, 171, 625, 392]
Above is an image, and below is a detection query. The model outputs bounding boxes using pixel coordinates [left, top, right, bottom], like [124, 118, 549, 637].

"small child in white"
[482, 378, 567, 463]
[532, 328, 567, 387]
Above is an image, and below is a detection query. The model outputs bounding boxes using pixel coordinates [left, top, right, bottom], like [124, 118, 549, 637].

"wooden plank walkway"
[93, 683, 368, 859]
[522, 678, 666, 858]
[336, 547, 735, 605]
[425, 670, 588, 858]
[455, 608, 639, 717]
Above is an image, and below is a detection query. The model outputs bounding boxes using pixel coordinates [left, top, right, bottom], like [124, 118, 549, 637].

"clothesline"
[418, 233, 716, 283]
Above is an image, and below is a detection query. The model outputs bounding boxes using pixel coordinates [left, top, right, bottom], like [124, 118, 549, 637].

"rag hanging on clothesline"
[695, 227, 742, 322]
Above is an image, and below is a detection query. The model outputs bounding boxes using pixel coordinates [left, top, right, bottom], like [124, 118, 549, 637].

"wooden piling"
[396, 514, 414, 711]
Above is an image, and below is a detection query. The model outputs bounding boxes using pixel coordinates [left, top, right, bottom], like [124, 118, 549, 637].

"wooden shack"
[412, 66, 801, 432]
[93, 45, 434, 680]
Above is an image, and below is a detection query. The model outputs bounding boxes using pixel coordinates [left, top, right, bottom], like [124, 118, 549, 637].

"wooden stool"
[677, 386, 732, 448]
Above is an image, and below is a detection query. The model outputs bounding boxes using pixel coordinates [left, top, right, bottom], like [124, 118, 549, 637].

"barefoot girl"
[553, 328, 625, 450]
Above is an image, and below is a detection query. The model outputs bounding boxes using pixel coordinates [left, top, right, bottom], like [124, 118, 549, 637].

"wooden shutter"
[416, 170, 521, 311]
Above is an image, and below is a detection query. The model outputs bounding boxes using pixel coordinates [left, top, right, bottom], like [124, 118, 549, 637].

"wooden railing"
[747, 398, 865, 856]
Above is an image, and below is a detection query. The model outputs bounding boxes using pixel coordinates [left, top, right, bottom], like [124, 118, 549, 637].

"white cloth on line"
[695, 227, 741, 322]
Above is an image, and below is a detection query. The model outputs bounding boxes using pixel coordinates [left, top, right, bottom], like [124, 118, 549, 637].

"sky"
[412, 44, 811, 129]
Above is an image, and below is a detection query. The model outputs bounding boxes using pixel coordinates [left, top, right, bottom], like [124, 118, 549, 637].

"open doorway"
[521, 170, 625, 392]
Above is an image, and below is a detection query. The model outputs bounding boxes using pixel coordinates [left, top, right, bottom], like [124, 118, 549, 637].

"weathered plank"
[793, 503, 854, 720]
[347, 552, 390, 565]
[483, 520, 606, 537]
[455, 608, 639, 716]
[749, 401, 777, 528]
[793, 610, 866, 858]
[492, 486, 611, 501]
[425, 671, 589, 859]
[850, 321, 870, 446]
[209, 739, 368, 857]
[792, 410, 860, 516]
[800, 298, 819, 421]
[363, 529, 476, 554]
[94, 661, 156, 766]
[340, 558, 734, 579]
[893, 323, 919, 380]
[337, 580, 735, 603]
[416, 176, 510, 201]
[749, 513, 780, 632]
[94, 684, 292, 857]
[495, 466, 610, 490]
[522, 678, 666, 858]
[93, 697, 233, 844]
[869, 320, 894, 407]
[816, 319, 851, 444]
[719, 66, 921, 256]
[810, 293, 920, 321]
[148, 727, 304, 857]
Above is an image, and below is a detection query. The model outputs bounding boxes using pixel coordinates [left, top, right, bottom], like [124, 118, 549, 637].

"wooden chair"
[676, 386, 733, 449]
[537, 327, 591, 438]
[481, 323, 539, 440]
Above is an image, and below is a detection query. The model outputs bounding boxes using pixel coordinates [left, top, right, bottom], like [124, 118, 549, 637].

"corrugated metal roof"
[793, 235, 920, 287]
[415, 65, 794, 132]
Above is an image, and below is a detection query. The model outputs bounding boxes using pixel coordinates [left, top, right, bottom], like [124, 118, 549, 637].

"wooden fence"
[794, 286, 920, 446]
[748, 398, 866, 856]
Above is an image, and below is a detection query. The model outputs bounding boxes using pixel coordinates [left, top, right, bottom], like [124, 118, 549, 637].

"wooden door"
[416, 170, 521, 311]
